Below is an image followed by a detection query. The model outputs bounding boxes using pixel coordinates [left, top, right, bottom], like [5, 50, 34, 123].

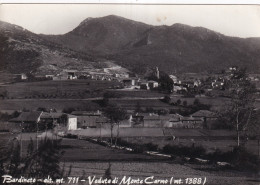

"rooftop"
[191, 110, 218, 118]
[9, 111, 42, 123]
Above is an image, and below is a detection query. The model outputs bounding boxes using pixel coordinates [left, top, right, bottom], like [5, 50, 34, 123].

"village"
[1, 65, 259, 138]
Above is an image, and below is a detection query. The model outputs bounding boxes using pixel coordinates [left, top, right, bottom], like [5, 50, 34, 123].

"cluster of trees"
[0, 111, 20, 122]
[220, 68, 258, 147]
[0, 137, 69, 184]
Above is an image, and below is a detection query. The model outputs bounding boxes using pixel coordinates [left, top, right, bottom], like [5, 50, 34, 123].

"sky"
[0, 4, 260, 38]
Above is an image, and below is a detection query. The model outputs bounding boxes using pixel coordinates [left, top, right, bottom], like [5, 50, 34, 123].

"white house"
[67, 115, 77, 130]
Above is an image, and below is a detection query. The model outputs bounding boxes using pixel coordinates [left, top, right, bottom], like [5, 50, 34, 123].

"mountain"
[110, 23, 260, 73]
[1, 15, 260, 75]
[43, 15, 260, 74]
[0, 21, 94, 75]
[43, 15, 151, 55]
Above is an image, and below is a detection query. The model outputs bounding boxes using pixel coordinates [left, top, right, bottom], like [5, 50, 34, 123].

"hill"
[0, 21, 95, 75]
[44, 15, 260, 74]
[43, 15, 151, 55]
[1, 15, 260, 75]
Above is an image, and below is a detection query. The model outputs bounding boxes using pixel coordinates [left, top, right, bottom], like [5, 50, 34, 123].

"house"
[191, 110, 218, 129]
[173, 85, 187, 92]
[123, 79, 135, 87]
[14, 73, 27, 80]
[66, 70, 78, 80]
[132, 113, 166, 128]
[148, 81, 159, 89]
[67, 115, 77, 130]
[140, 82, 150, 90]
[8, 111, 42, 132]
[119, 115, 133, 128]
[45, 75, 54, 79]
[194, 80, 201, 87]
[71, 111, 101, 128]
[40, 112, 66, 129]
[96, 117, 110, 128]
[169, 75, 178, 83]
[143, 114, 162, 127]
[53, 75, 68, 81]
[180, 116, 203, 128]
[164, 114, 183, 128]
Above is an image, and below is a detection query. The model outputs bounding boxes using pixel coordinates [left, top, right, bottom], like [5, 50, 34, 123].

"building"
[140, 82, 150, 90]
[40, 112, 66, 129]
[123, 79, 135, 87]
[169, 75, 178, 83]
[155, 67, 160, 79]
[132, 113, 169, 128]
[164, 114, 183, 128]
[67, 115, 77, 130]
[66, 70, 78, 80]
[148, 81, 159, 89]
[180, 116, 203, 128]
[8, 111, 42, 132]
[119, 115, 133, 128]
[14, 73, 27, 80]
[173, 85, 187, 93]
[191, 110, 218, 129]
[71, 111, 102, 128]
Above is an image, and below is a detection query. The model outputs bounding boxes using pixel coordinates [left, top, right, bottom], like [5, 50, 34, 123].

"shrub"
[162, 95, 171, 104]
[162, 144, 206, 158]
[143, 143, 158, 151]
[206, 147, 260, 172]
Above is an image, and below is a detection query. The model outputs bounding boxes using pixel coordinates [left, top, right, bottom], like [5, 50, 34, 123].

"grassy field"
[0, 98, 173, 112]
[69, 128, 259, 156]
[0, 80, 120, 99]
[0, 99, 101, 112]
[62, 162, 260, 185]
[1, 132, 259, 185]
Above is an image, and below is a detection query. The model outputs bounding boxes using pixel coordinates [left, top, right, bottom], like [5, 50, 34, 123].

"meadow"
[0, 80, 120, 99]
[1, 132, 259, 185]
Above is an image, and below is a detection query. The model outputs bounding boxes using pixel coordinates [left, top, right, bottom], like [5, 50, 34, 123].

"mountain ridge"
[1, 15, 260, 75]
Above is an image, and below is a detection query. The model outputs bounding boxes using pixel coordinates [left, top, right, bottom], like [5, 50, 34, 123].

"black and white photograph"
[0, 3, 260, 185]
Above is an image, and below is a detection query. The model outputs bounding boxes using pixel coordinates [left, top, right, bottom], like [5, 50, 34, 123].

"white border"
[1, 0, 260, 4]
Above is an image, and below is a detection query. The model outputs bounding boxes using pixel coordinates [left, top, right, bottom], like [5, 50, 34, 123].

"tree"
[158, 72, 173, 93]
[0, 137, 65, 183]
[176, 99, 182, 105]
[104, 104, 127, 146]
[224, 68, 257, 147]
[183, 100, 188, 107]
[193, 98, 200, 106]
[37, 107, 47, 112]
[162, 95, 171, 104]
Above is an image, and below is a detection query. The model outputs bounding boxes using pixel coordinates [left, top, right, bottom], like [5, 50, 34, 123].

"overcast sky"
[0, 4, 260, 38]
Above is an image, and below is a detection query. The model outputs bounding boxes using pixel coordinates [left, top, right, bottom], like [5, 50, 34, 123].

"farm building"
[119, 114, 133, 128]
[191, 110, 218, 122]
[13, 73, 27, 80]
[66, 115, 77, 130]
[132, 113, 170, 128]
[173, 85, 187, 92]
[148, 81, 159, 89]
[169, 75, 178, 83]
[164, 114, 183, 128]
[140, 82, 150, 90]
[40, 112, 66, 129]
[191, 110, 219, 129]
[71, 111, 102, 128]
[122, 79, 135, 87]
[8, 111, 42, 132]
[180, 116, 203, 128]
